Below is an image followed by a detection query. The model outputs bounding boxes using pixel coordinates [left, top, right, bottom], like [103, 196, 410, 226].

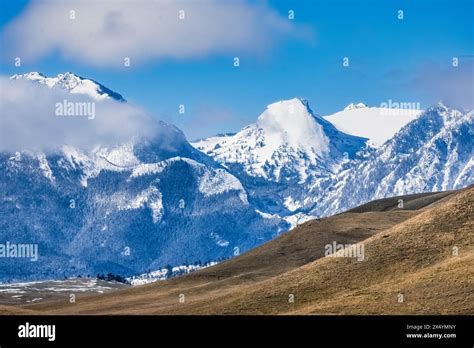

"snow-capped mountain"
[308, 102, 474, 216]
[10, 72, 126, 102]
[193, 99, 473, 221]
[0, 73, 287, 282]
[192, 98, 368, 219]
[323, 102, 422, 147]
[192, 98, 368, 183]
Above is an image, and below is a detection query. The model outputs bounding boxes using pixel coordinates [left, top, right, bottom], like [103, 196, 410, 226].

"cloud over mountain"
[0, 76, 158, 152]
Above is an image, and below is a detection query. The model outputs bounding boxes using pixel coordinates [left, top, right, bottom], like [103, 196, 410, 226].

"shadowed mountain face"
[5, 186, 472, 315]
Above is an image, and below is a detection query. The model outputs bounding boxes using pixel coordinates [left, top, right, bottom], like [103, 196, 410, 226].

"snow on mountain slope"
[344, 102, 367, 111]
[191, 98, 369, 223]
[192, 98, 472, 223]
[192, 98, 367, 183]
[309, 102, 474, 217]
[323, 103, 422, 147]
[10, 72, 126, 102]
[0, 73, 288, 283]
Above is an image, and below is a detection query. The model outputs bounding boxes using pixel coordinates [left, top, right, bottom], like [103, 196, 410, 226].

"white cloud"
[0, 77, 163, 152]
[2, 0, 305, 67]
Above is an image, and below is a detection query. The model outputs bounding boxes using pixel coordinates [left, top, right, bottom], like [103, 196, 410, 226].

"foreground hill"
[208, 185, 472, 314]
[6, 186, 472, 315]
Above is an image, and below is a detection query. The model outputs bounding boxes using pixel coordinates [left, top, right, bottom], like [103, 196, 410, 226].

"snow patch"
[324, 106, 422, 147]
[283, 213, 316, 230]
[344, 102, 367, 111]
[210, 232, 230, 247]
[99, 186, 164, 223]
[37, 153, 55, 182]
[198, 168, 248, 204]
[284, 196, 301, 212]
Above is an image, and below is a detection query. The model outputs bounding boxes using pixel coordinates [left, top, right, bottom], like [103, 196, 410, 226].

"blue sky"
[1, 0, 473, 140]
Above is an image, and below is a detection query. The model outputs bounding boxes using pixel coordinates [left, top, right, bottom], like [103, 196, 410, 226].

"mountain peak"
[10, 71, 46, 81]
[267, 97, 309, 112]
[344, 102, 367, 111]
[265, 97, 311, 113]
[57, 71, 80, 80]
[192, 97, 367, 183]
[429, 101, 451, 112]
[256, 98, 325, 149]
[10, 71, 126, 102]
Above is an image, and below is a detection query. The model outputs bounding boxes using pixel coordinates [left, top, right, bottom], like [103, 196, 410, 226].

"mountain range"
[1, 72, 472, 282]
[193, 96, 473, 220]
[1, 72, 287, 282]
